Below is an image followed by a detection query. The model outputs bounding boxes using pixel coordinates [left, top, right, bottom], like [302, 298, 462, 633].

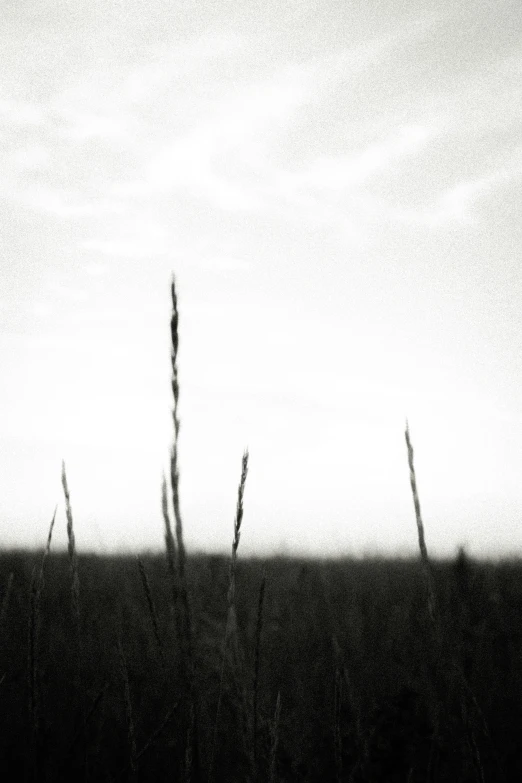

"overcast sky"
[2, 0, 522, 557]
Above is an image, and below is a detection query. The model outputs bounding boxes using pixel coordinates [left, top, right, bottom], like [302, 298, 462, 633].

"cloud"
[2, 13, 511, 245]
[194, 255, 251, 273]
[122, 30, 245, 103]
[55, 111, 129, 142]
[81, 220, 170, 259]
[19, 185, 123, 219]
[0, 99, 129, 218]
[436, 178, 493, 222]
[121, 25, 442, 223]
[83, 261, 106, 278]
[11, 144, 49, 171]
[119, 62, 312, 212]
[308, 12, 444, 85]
[220, 123, 435, 239]
[393, 149, 522, 226]
[47, 281, 88, 302]
[28, 301, 54, 321]
[284, 125, 434, 192]
[133, 28, 436, 212]
[24, 186, 96, 217]
[0, 97, 45, 127]
[2, 19, 442, 235]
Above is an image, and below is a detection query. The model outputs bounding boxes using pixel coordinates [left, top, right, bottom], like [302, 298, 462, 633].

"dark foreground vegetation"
[1, 547, 521, 782]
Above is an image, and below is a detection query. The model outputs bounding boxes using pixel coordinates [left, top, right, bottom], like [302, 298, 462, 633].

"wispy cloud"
[10, 143, 49, 171]
[123, 29, 245, 103]
[20, 184, 123, 219]
[47, 281, 88, 302]
[0, 97, 45, 127]
[131, 62, 311, 210]
[55, 111, 129, 142]
[83, 261, 106, 278]
[392, 148, 522, 226]
[0, 16, 449, 235]
[81, 219, 171, 259]
[2, 11, 520, 242]
[281, 124, 434, 192]
[193, 255, 251, 273]
[128, 23, 438, 214]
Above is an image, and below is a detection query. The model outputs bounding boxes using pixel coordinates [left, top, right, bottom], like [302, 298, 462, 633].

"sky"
[2, 0, 522, 558]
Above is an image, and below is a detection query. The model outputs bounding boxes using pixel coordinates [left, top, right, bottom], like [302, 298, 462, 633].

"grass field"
[1, 548, 522, 781]
[2, 277, 521, 781]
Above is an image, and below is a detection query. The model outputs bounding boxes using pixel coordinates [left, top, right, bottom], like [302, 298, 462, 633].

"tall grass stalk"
[208, 450, 249, 783]
[169, 275, 199, 780]
[170, 279, 188, 598]
[161, 474, 183, 652]
[169, 279, 192, 651]
[162, 474, 177, 580]
[228, 451, 249, 610]
[405, 422, 458, 779]
[404, 423, 438, 629]
[61, 461, 86, 776]
[406, 426, 494, 776]
[28, 507, 57, 780]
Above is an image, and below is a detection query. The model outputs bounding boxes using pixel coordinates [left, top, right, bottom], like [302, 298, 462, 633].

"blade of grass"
[208, 451, 249, 783]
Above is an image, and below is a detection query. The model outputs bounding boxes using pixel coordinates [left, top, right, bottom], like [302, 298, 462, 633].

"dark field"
[1, 549, 521, 782]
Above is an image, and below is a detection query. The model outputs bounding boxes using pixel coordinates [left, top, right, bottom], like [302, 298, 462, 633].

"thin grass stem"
[208, 451, 249, 783]
[28, 507, 57, 780]
[405, 422, 438, 629]
[137, 557, 166, 667]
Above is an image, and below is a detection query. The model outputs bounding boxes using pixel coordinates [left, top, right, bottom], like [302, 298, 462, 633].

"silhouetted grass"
[0, 550, 520, 780]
